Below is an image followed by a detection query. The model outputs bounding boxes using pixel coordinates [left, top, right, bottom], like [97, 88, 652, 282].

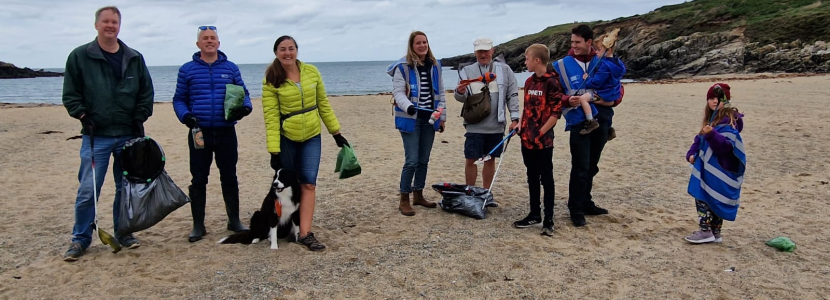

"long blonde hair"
[406, 31, 437, 67]
[702, 104, 740, 128]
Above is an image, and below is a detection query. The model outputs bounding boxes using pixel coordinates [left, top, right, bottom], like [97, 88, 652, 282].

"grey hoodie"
[454, 60, 520, 134]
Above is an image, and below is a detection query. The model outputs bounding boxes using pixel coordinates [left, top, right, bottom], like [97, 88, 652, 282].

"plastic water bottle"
[428, 103, 445, 125]
[191, 128, 205, 149]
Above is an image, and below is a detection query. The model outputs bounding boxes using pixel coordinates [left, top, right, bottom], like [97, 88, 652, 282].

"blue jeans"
[280, 134, 322, 185]
[400, 118, 435, 193]
[71, 135, 132, 249]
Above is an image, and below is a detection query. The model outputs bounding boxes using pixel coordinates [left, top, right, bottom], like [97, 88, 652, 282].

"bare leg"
[465, 159, 478, 186]
[580, 97, 594, 120]
[482, 159, 496, 189]
[299, 183, 315, 237]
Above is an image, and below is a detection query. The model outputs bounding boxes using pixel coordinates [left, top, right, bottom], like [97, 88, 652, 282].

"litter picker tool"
[474, 129, 516, 165]
[482, 130, 516, 210]
[88, 126, 122, 253]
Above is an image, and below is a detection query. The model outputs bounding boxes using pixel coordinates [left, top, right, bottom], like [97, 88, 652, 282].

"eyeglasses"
[198, 26, 217, 31]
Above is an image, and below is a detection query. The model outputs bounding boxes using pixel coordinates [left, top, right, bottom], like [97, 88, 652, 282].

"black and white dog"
[218, 169, 300, 250]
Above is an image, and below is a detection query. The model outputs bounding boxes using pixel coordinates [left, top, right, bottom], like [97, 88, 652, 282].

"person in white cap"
[454, 38, 520, 202]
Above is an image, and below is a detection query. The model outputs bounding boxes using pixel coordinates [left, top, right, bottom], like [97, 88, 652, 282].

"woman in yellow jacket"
[262, 35, 348, 251]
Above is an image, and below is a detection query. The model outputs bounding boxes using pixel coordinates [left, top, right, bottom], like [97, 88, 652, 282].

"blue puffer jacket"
[173, 51, 252, 128]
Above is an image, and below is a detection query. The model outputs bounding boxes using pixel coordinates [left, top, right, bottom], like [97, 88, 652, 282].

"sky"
[0, 0, 687, 68]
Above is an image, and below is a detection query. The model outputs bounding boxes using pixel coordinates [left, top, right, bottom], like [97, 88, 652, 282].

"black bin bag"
[432, 182, 495, 219]
[116, 137, 190, 236]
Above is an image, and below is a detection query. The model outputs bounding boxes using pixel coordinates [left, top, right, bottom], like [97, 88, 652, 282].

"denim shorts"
[464, 132, 505, 159]
[280, 134, 321, 185]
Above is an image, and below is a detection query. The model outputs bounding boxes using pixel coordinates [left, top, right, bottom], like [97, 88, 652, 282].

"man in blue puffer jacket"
[172, 26, 253, 242]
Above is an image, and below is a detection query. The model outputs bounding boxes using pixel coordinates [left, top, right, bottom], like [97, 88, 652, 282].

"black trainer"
[541, 221, 555, 236]
[513, 215, 542, 228]
[297, 232, 326, 251]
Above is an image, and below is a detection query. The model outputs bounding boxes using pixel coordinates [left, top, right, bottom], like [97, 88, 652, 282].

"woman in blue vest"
[386, 31, 446, 216]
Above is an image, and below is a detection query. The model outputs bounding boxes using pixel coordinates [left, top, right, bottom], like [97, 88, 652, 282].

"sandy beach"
[0, 74, 829, 299]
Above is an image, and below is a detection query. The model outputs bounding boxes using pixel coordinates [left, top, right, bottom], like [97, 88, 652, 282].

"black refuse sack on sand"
[432, 183, 495, 219]
[116, 137, 190, 236]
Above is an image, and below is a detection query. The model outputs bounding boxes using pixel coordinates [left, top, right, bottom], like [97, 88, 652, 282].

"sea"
[0, 61, 535, 104]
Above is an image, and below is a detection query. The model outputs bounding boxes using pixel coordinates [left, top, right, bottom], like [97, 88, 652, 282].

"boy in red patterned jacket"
[512, 44, 565, 236]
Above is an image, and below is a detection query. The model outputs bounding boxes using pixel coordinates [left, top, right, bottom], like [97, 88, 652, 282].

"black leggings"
[696, 200, 723, 234]
[521, 147, 555, 222]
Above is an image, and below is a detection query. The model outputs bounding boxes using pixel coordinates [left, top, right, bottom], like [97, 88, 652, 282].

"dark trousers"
[521, 146, 555, 222]
[567, 107, 611, 215]
[188, 127, 238, 190]
[696, 200, 723, 234]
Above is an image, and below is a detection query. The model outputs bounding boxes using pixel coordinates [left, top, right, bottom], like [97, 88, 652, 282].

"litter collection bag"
[116, 171, 190, 236]
[766, 237, 796, 252]
[224, 84, 247, 121]
[432, 183, 495, 219]
[116, 137, 190, 236]
[335, 145, 361, 179]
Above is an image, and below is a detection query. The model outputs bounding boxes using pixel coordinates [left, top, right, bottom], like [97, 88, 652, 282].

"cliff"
[441, 0, 830, 80]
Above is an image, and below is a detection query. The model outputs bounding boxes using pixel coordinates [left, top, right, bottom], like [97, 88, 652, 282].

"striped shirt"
[415, 62, 434, 119]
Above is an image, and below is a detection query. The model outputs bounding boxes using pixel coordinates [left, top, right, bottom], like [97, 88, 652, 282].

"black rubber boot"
[188, 185, 207, 242]
[222, 184, 248, 232]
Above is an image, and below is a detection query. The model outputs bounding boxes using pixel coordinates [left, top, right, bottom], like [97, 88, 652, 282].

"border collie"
[218, 169, 300, 249]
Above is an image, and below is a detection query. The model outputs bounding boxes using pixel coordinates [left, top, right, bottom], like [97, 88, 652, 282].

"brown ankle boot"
[412, 190, 437, 208]
[399, 193, 415, 216]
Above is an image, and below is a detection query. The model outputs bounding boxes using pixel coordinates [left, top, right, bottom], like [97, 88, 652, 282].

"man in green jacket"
[61, 6, 154, 261]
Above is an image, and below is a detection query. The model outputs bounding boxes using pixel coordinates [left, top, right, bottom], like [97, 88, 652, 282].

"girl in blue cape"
[685, 83, 746, 244]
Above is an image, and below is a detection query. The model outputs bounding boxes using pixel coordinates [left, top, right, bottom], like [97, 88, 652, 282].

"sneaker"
[607, 127, 616, 141]
[684, 230, 716, 244]
[579, 119, 600, 135]
[713, 233, 722, 243]
[63, 242, 84, 262]
[513, 215, 542, 228]
[584, 205, 609, 216]
[297, 232, 326, 251]
[118, 234, 141, 249]
[541, 221, 555, 236]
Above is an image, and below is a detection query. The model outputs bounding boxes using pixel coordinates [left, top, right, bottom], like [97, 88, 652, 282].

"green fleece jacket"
[62, 38, 154, 136]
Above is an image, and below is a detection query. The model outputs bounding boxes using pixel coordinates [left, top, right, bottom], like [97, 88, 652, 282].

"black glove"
[80, 114, 95, 132]
[184, 114, 200, 129]
[406, 106, 416, 116]
[132, 120, 145, 137]
[333, 133, 349, 148]
[270, 153, 283, 171]
[235, 107, 253, 121]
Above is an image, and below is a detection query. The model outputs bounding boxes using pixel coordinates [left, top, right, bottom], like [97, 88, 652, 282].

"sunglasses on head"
[198, 26, 217, 31]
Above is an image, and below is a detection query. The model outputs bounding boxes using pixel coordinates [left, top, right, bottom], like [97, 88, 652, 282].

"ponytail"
[265, 57, 285, 88]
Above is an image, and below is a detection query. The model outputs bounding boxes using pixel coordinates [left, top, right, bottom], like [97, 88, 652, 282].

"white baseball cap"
[473, 38, 493, 51]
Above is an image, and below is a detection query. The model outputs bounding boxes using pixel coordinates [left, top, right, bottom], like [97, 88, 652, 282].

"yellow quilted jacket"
[262, 62, 341, 153]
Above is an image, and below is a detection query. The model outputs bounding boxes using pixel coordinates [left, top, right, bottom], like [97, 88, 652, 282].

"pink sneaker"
[684, 230, 715, 244]
[713, 233, 722, 243]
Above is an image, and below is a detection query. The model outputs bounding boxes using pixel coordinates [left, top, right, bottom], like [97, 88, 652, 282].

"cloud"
[1, 0, 688, 68]
[236, 36, 272, 47]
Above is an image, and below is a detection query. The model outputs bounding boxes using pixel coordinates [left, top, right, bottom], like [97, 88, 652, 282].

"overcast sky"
[1, 0, 687, 68]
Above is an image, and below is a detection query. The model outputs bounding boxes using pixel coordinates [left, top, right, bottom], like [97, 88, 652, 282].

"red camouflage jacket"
[520, 71, 565, 149]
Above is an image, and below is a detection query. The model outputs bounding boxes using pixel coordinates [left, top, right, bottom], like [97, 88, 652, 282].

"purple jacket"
[686, 114, 744, 173]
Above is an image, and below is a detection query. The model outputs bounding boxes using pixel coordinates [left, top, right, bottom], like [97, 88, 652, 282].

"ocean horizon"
[0, 60, 535, 104]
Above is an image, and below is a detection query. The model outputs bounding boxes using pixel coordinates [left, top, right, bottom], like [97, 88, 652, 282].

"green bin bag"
[335, 145, 361, 179]
[766, 237, 796, 252]
[224, 84, 246, 121]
